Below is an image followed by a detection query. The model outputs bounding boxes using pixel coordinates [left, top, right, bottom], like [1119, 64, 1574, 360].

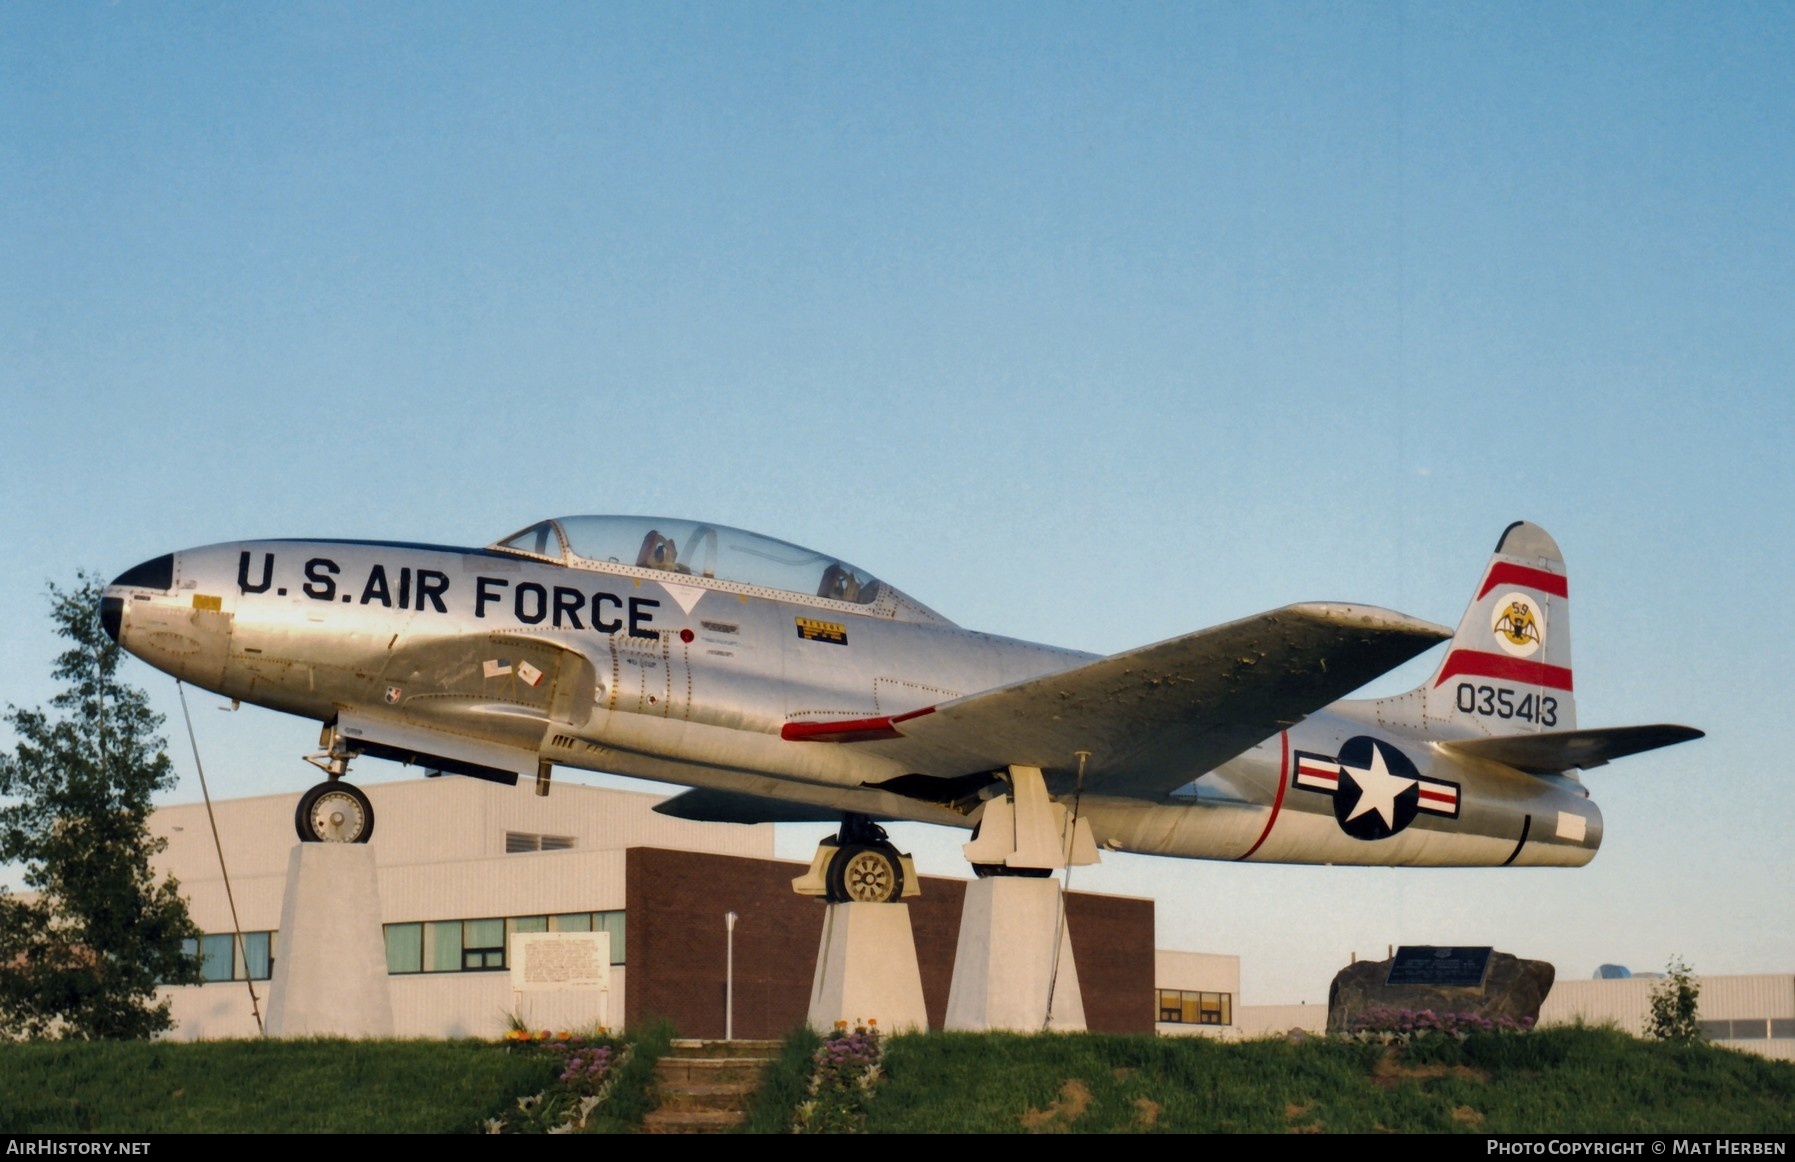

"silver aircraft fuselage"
[104, 518, 1660, 871]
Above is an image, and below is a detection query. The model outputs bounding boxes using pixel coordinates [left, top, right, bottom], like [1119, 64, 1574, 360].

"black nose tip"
[100, 596, 123, 643]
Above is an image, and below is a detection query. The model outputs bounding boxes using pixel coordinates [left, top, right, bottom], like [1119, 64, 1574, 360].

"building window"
[385, 923, 423, 974]
[505, 831, 575, 853]
[198, 934, 232, 982]
[181, 931, 276, 983]
[427, 920, 463, 972]
[384, 911, 625, 974]
[241, 931, 272, 980]
[549, 911, 628, 961]
[1158, 988, 1232, 1026]
[1704, 1019, 1773, 1042]
[462, 919, 505, 971]
[597, 911, 625, 965]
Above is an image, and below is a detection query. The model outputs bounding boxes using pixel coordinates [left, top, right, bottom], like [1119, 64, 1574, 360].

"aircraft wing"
[1436, 724, 1705, 773]
[787, 603, 1450, 801]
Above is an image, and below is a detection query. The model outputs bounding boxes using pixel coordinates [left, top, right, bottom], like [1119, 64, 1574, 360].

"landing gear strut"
[296, 729, 374, 843]
[792, 814, 917, 903]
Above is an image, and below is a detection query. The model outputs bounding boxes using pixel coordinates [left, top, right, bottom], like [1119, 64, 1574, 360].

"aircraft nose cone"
[103, 553, 175, 644]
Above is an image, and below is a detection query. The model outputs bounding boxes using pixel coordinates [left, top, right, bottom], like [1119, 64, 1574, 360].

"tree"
[1645, 955, 1702, 1043]
[0, 576, 201, 1039]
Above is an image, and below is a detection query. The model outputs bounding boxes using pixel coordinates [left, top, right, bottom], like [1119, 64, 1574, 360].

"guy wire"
[177, 680, 264, 1035]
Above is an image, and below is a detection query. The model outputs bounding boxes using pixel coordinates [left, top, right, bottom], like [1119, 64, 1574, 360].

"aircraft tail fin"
[1391, 521, 1577, 735]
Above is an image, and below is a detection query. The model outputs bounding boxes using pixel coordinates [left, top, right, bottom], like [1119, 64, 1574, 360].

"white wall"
[1541, 974, 1795, 1061]
[1155, 949, 1241, 1038]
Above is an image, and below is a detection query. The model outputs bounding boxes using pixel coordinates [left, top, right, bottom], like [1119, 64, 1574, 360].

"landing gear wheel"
[826, 842, 903, 903]
[295, 781, 375, 843]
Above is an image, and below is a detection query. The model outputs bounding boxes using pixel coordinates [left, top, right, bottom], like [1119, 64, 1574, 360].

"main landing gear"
[296, 738, 375, 844]
[792, 814, 917, 904]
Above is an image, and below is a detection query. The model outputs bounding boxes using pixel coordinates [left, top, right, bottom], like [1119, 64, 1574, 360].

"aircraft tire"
[295, 780, 376, 844]
[826, 842, 903, 904]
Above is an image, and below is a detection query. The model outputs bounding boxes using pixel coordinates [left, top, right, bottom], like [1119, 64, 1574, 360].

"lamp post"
[725, 911, 739, 1042]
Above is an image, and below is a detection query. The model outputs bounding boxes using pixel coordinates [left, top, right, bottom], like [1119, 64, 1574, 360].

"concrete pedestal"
[807, 902, 929, 1034]
[265, 842, 395, 1038]
[944, 876, 1085, 1032]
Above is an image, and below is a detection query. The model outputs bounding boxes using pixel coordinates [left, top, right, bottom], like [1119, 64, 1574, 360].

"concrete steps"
[642, 1039, 782, 1134]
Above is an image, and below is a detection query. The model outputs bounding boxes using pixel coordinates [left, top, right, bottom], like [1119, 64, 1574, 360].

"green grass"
[847, 1026, 1795, 1134]
[740, 1024, 822, 1134]
[2, 1025, 1790, 1133]
[0, 1039, 562, 1134]
[580, 1019, 671, 1133]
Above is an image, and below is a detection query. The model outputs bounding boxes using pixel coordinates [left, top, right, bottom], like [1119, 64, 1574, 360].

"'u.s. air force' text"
[236, 552, 661, 638]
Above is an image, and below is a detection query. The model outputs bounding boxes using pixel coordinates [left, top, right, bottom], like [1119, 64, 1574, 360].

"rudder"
[1435, 521, 1574, 733]
[1368, 521, 1576, 736]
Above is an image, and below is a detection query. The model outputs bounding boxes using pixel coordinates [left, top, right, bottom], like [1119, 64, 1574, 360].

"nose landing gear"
[296, 732, 374, 843]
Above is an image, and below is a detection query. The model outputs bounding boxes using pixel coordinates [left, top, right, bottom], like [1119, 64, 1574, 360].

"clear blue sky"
[4, 2, 1790, 1003]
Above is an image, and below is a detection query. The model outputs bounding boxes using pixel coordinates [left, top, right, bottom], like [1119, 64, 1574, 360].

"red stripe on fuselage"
[1477, 562, 1569, 601]
[1236, 731, 1289, 861]
[781, 716, 900, 742]
[1432, 649, 1574, 691]
[780, 704, 935, 744]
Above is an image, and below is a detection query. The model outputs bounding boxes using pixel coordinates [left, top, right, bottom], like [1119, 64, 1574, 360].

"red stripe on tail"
[1433, 650, 1574, 691]
[1477, 562, 1569, 601]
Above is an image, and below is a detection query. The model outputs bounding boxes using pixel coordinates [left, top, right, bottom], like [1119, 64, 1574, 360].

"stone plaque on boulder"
[1386, 946, 1493, 988]
[1327, 949, 1554, 1034]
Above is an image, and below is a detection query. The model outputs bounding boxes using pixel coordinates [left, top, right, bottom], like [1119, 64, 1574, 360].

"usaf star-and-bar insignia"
[1293, 736, 1460, 841]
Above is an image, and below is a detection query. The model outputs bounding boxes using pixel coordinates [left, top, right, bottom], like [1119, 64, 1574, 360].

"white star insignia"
[1341, 745, 1417, 829]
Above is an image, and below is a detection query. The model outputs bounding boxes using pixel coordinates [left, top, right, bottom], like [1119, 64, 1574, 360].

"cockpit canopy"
[491, 516, 884, 605]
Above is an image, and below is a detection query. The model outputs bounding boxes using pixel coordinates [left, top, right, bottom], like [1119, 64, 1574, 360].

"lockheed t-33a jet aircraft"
[102, 516, 1700, 901]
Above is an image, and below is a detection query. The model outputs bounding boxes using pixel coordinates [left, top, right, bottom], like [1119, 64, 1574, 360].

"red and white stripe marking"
[1294, 755, 1341, 792]
[1417, 783, 1459, 814]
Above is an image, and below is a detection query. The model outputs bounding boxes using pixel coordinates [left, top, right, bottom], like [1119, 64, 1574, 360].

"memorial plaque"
[510, 931, 610, 992]
[1329, 948, 1552, 1033]
[1385, 946, 1492, 988]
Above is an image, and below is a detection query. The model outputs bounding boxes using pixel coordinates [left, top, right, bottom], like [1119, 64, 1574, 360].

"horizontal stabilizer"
[652, 787, 892, 825]
[1438, 724, 1704, 773]
[794, 602, 1450, 800]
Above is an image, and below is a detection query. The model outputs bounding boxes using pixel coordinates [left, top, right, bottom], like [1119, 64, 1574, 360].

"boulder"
[1326, 951, 1554, 1034]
